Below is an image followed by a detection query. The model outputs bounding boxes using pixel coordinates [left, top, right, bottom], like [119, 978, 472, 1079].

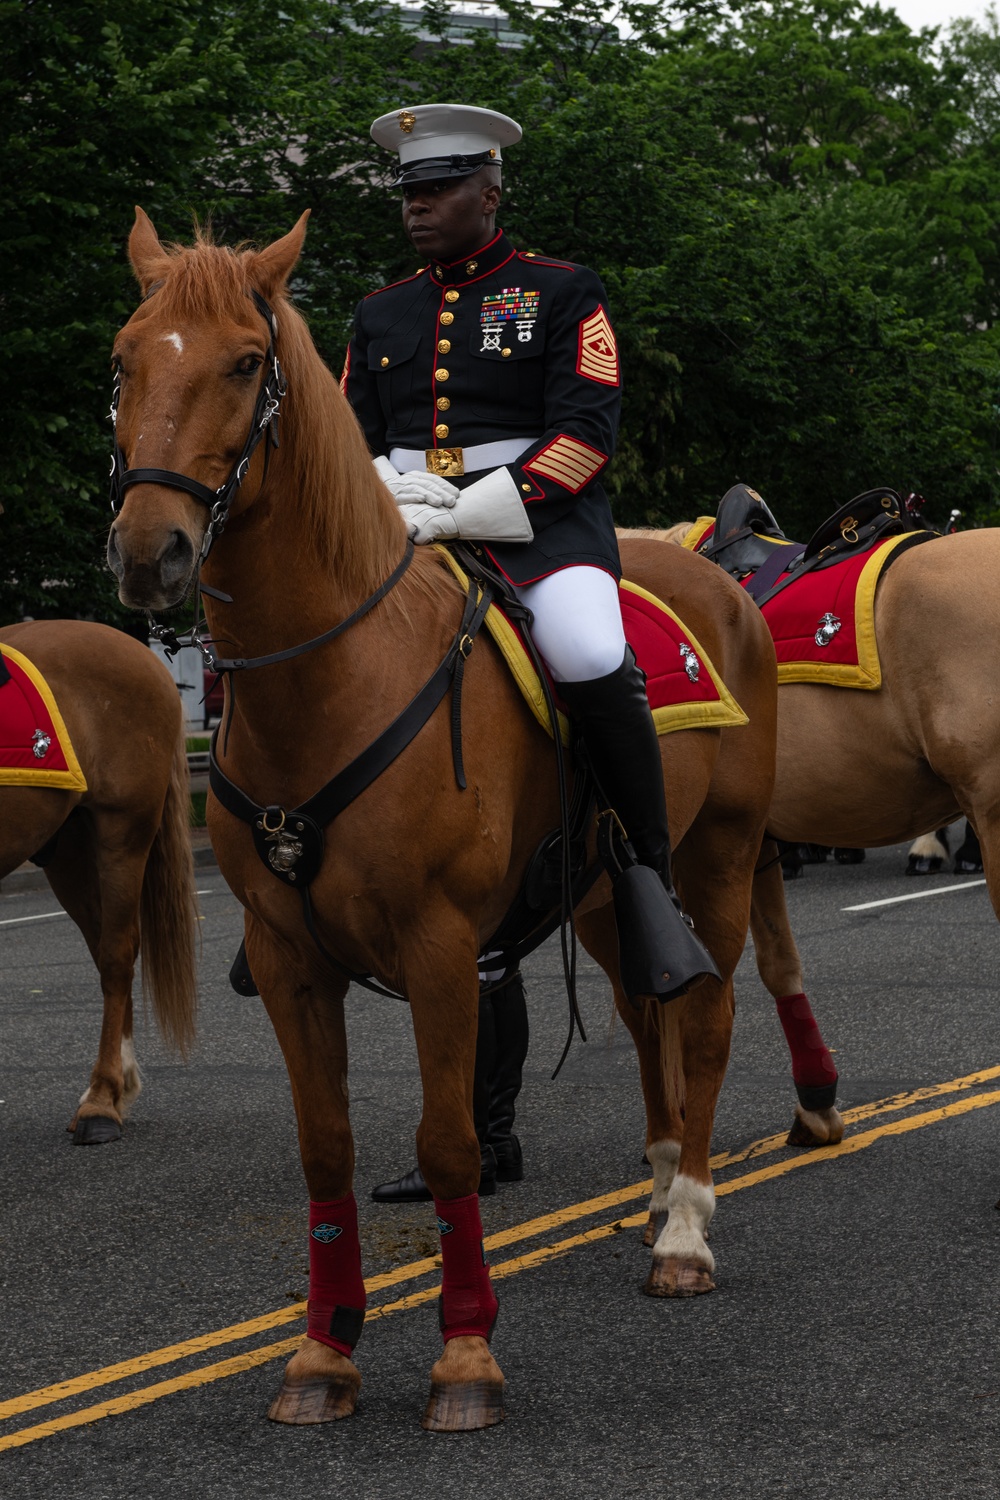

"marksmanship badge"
[479, 288, 540, 351]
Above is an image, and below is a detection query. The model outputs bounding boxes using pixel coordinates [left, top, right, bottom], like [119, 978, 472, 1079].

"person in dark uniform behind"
[344, 104, 716, 1203]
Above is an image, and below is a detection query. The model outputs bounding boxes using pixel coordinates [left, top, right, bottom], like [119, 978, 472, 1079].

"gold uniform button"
[380, 356, 390, 368]
[435, 367, 450, 382]
[522, 484, 532, 493]
[436, 396, 450, 411]
[437, 338, 451, 354]
[445, 290, 460, 303]
[466, 260, 478, 274]
[435, 423, 450, 439]
[501, 348, 511, 357]
[440, 311, 454, 325]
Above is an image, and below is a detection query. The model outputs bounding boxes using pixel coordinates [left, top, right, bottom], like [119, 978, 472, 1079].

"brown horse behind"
[0, 621, 197, 1142]
[654, 518, 1000, 1152]
[106, 210, 777, 1431]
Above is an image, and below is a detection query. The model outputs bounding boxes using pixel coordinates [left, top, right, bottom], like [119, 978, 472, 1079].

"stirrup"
[597, 812, 720, 1005]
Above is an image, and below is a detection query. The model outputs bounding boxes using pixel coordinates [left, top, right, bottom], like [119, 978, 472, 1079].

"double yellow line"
[3, 1064, 999, 1454]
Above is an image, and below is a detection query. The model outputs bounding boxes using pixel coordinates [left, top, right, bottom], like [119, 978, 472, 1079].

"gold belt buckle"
[426, 446, 465, 478]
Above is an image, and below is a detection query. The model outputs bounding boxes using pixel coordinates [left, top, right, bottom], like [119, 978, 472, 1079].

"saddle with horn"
[696, 483, 927, 609]
[686, 484, 941, 688]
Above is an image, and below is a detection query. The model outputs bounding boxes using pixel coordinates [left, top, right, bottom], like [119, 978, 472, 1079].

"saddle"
[700, 483, 922, 608]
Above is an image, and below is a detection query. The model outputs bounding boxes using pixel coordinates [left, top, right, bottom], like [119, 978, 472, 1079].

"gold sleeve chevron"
[435, 549, 747, 745]
[576, 307, 620, 386]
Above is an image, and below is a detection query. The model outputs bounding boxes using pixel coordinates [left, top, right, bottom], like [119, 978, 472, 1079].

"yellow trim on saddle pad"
[772, 531, 913, 689]
[0, 645, 88, 791]
[434, 549, 748, 744]
[682, 516, 716, 552]
[620, 581, 748, 735]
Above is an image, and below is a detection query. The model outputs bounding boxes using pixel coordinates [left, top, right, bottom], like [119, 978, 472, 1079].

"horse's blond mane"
[144, 230, 405, 602]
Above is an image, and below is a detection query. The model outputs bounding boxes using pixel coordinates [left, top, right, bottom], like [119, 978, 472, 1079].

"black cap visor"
[394, 151, 494, 188]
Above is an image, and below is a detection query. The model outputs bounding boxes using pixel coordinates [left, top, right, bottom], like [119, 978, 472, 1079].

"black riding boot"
[560, 648, 720, 1004]
[371, 993, 498, 1203]
[486, 971, 529, 1181]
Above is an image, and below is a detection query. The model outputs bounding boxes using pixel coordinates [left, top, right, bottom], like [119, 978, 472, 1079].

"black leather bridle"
[108, 286, 287, 562]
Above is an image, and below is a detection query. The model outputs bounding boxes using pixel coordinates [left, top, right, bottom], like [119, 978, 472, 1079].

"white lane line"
[0, 911, 66, 929]
[0, 889, 223, 930]
[843, 879, 987, 912]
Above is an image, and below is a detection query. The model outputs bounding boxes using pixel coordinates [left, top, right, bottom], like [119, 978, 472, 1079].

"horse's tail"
[139, 728, 198, 1056]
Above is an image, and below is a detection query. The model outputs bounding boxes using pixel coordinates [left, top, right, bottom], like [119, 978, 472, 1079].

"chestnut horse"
[106, 209, 776, 1432]
[656, 518, 1000, 1152]
[0, 620, 197, 1141]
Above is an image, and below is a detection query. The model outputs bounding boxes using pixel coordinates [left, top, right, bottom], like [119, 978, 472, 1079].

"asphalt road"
[1, 842, 998, 1498]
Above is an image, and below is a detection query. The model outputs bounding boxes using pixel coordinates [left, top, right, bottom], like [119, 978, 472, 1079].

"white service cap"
[370, 103, 522, 186]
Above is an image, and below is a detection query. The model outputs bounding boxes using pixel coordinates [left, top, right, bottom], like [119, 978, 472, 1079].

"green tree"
[0, 0, 323, 620]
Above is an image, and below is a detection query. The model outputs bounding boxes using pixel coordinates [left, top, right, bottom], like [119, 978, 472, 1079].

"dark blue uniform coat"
[342, 230, 623, 585]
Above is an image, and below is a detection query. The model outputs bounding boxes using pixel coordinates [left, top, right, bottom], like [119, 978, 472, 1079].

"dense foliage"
[4, 0, 1000, 619]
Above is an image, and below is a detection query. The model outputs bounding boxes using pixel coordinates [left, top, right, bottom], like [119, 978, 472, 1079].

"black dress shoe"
[491, 1134, 524, 1182]
[371, 1148, 497, 1204]
[371, 1166, 431, 1203]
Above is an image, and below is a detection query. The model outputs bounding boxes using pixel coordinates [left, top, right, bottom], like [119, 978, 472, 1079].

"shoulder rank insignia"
[577, 306, 619, 386]
[480, 288, 540, 351]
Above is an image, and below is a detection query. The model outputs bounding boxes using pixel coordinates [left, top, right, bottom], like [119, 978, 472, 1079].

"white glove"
[400, 467, 534, 545]
[372, 454, 458, 509]
[398, 503, 460, 544]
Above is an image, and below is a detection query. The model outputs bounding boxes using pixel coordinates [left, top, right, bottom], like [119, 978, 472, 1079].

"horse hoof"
[267, 1373, 360, 1425]
[905, 855, 943, 877]
[72, 1116, 122, 1146]
[421, 1379, 505, 1432]
[642, 1209, 669, 1248]
[786, 1104, 844, 1148]
[644, 1256, 715, 1297]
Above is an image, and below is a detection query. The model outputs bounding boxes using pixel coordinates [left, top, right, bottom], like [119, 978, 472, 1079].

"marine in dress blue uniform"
[343, 226, 623, 589]
[352, 104, 716, 1205]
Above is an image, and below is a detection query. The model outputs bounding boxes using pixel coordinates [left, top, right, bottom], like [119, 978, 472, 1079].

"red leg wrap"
[307, 1194, 367, 1357]
[434, 1194, 499, 1344]
[775, 993, 838, 1089]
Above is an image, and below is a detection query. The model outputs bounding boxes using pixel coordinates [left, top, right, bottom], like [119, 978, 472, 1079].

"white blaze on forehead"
[160, 332, 184, 353]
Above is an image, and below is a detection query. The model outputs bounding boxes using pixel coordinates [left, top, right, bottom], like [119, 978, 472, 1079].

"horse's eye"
[235, 355, 263, 377]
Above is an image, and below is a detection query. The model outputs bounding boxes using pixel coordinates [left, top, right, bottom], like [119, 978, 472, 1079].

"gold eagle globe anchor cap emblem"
[370, 103, 522, 188]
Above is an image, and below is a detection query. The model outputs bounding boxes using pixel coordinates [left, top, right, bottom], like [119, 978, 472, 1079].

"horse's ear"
[250, 211, 311, 299]
[129, 207, 167, 293]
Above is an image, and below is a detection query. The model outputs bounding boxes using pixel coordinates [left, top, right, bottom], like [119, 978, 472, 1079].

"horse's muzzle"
[107, 522, 197, 610]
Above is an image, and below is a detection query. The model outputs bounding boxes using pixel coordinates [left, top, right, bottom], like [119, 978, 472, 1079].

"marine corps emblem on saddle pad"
[0, 646, 87, 790]
[437, 550, 748, 744]
[683, 525, 923, 689]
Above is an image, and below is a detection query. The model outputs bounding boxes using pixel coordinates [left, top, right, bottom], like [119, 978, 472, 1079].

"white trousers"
[512, 566, 627, 683]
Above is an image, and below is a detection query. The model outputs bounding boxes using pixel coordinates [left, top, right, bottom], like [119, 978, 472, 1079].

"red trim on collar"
[432, 229, 504, 271]
[437, 250, 518, 289]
